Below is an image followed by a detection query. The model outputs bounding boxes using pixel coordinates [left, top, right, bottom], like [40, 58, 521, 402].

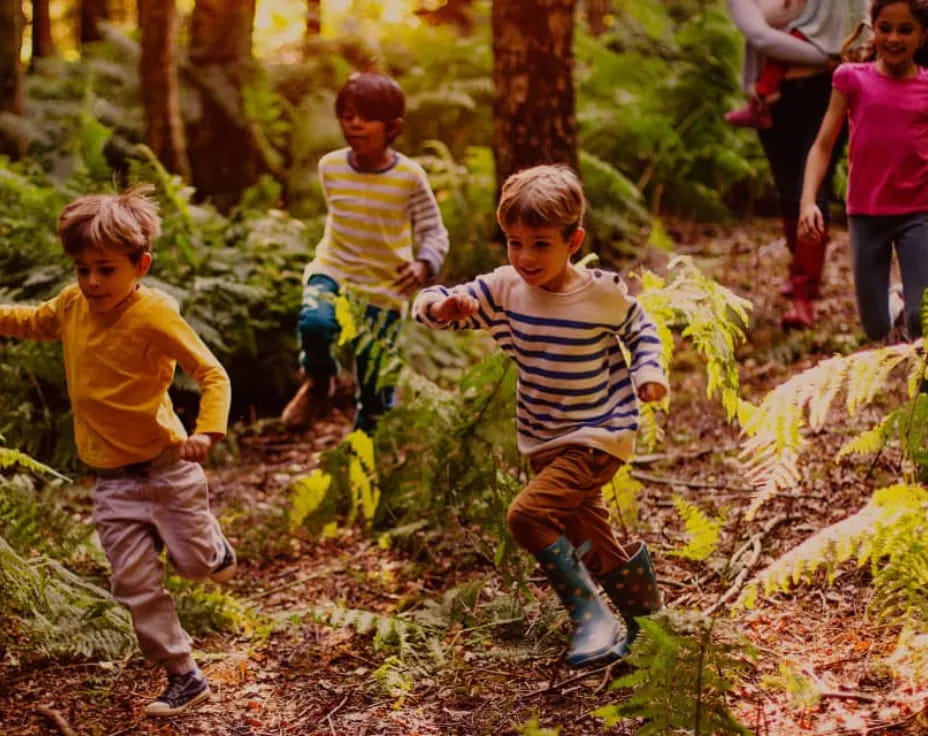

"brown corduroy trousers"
[506, 445, 630, 577]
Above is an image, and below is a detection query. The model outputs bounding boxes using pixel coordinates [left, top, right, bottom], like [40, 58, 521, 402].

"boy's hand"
[178, 433, 213, 463]
[394, 260, 431, 295]
[637, 382, 667, 403]
[428, 293, 479, 322]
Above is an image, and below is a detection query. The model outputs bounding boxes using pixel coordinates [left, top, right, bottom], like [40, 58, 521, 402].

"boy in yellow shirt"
[0, 186, 235, 716]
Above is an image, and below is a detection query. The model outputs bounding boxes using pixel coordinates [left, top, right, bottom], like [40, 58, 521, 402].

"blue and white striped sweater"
[412, 265, 668, 460]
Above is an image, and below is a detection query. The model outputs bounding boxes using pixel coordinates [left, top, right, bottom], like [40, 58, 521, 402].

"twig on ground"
[632, 443, 739, 465]
[324, 694, 349, 733]
[631, 470, 755, 492]
[36, 705, 78, 736]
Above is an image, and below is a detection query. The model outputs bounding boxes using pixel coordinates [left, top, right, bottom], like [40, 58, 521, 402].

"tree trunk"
[80, 0, 110, 44]
[138, 0, 190, 179]
[31, 0, 54, 59]
[491, 0, 578, 197]
[306, 0, 320, 37]
[585, 0, 609, 36]
[187, 0, 261, 209]
[0, 0, 26, 158]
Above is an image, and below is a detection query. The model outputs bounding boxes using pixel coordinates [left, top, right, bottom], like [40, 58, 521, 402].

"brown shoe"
[280, 375, 333, 430]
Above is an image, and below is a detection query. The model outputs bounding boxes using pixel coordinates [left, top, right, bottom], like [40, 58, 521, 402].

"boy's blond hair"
[58, 184, 161, 263]
[496, 165, 585, 236]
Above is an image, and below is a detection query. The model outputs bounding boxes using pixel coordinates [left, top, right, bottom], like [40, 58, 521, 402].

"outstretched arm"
[799, 89, 848, 240]
[0, 298, 62, 341]
[726, 0, 830, 65]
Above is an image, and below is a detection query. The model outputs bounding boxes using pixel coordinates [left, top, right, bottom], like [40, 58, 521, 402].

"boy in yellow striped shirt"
[0, 186, 234, 716]
[281, 72, 450, 432]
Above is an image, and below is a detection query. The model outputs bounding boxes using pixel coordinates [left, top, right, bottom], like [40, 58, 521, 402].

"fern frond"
[669, 496, 724, 561]
[637, 255, 752, 423]
[736, 484, 928, 609]
[0, 535, 135, 661]
[739, 343, 917, 518]
[602, 464, 643, 533]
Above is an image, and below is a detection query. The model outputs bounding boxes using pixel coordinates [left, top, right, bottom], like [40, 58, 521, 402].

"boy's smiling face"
[74, 245, 152, 313]
[505, 222, 585, 292]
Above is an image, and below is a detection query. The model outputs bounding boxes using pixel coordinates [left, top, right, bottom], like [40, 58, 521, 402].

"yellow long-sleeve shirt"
[0, 283, 231, 468]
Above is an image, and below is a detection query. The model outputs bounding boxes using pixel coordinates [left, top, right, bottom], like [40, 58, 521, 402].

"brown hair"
[496, 165, 585, 237]
[58, 184, 161, 263]
[841, 0, 928, 61]
[335, 72, 406, 143]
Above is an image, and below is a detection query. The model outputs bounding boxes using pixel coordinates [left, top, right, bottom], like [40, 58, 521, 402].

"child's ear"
[568, 227, 585, 255]
[387, 117, 404, 141]
[136, 252, 153, 277]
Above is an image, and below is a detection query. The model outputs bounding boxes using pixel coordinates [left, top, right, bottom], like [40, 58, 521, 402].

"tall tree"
[0, 0, 25, 158]
[138, 0, 189, 179]
[491, 0, 578, 196]
[306, 0, 320, 37]
[31, 0, 54, 60]
[188, 0, 261, 208]
[585, 0, 609, 36]
[80, 0, 109, 44]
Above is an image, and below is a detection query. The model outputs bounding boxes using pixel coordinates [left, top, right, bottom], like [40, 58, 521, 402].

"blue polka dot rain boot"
[535, 535, 625, 668]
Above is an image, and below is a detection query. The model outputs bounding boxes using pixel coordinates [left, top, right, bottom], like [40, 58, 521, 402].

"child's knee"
[298, 303, 338, 342]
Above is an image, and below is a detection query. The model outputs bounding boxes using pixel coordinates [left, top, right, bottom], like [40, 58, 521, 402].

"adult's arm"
[727, 0, 830, 65]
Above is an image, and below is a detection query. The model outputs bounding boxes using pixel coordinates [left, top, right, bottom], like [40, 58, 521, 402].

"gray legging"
[848, 213, 928, 340]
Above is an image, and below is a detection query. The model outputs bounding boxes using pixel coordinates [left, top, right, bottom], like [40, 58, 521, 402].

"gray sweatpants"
[92, 453, 228, 675]
[849, 213, 928, 341]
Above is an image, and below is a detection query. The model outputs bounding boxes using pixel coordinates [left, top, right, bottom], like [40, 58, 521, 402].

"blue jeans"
[297, 274, 400, 432]
[849, 213, 928, 340]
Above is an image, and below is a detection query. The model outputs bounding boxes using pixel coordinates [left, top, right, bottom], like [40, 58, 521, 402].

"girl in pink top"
[799, 0, 928, 340]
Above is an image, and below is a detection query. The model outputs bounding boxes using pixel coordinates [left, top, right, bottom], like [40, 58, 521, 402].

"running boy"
[281, 71, 450, 432]
[412, 165, 667, 667]
[0, 186, 235, 716]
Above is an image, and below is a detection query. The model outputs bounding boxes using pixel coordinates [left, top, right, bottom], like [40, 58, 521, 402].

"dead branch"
[36, 705, 77, 736]
[631, 470, 755, 492]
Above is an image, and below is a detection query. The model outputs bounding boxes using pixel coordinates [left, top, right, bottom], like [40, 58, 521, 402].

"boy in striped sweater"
[412, 165, 668, 668]
[281, 72, 449, 432]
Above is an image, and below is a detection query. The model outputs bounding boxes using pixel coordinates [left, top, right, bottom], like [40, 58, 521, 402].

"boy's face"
[505, 222, 584, 292]
[338, 104, 395, 163]
[74, 245, 152, 313]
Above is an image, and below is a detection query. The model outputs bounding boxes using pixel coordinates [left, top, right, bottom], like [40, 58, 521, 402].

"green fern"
[737, 484, 928, 610]
[637, 255, 752, 423]
[595, 610, 755, 736]
[740, 343, 917, 519]
[669, 496, 725, 561]
[300, 603, 432, 658]
[0, 535, 135, 661]
[602, 464, 643, 533]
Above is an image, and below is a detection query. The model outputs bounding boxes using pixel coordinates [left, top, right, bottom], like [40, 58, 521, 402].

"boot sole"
[566, 639, 628, 668]
[144, 686, 211, 717]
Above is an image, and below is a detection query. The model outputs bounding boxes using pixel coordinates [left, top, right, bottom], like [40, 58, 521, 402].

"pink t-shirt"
[833, 62, 928, 215]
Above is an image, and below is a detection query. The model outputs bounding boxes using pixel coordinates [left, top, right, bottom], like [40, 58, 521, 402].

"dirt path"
[3, 219, 926, 736]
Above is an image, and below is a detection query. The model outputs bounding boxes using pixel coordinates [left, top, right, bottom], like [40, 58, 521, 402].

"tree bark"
[80, 0, 110, 45]
[306, 0, 320, 37]
[491, 0, 578, 197]
[187, 0, 261, 209]
[0, 0, 26, 158]
[585, 0, 609, 36]
[138, 0, 190, 179]
[31, 0, 54, 59]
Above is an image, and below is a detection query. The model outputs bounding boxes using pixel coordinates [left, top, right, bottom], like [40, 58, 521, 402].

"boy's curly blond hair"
[58, 184, 161, 263]
[496, 165, 585, 237]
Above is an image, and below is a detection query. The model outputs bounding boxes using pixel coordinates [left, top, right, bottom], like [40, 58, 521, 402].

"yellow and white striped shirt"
[304, 148, 450, 309]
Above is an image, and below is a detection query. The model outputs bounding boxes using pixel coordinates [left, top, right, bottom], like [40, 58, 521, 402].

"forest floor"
[3, 218, 928, 736]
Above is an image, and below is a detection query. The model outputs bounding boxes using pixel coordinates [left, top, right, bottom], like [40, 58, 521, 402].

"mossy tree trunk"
[80, 0, 109, 45]
[138, 0, 190, 179]
[491, 0, 578, 198]
[0, 0, 25, 159]
[187, 0, 261, 210]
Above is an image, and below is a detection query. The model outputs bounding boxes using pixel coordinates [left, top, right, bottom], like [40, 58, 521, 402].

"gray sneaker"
[209, 538, 237, 583]
[145, 670, 210, 717]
